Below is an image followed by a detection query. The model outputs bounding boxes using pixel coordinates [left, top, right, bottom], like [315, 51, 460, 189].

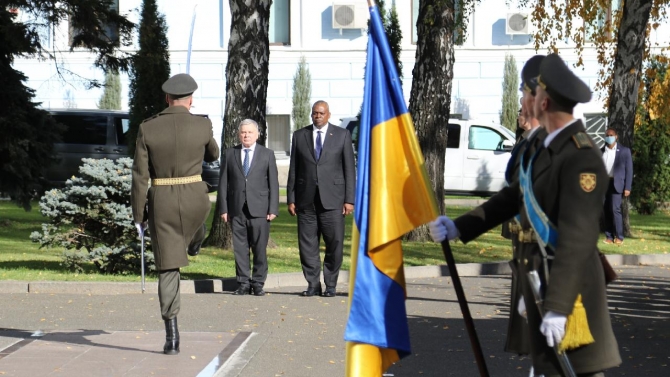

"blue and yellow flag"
[344, 3, 439, 376]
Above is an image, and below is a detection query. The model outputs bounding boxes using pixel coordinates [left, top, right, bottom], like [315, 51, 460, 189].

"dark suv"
[46, 109, 220, 192]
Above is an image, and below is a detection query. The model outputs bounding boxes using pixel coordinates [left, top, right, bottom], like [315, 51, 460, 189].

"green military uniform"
[131, 73, 219, 355]
[503, 55, 545, 356]
[454, 54, 621, 375]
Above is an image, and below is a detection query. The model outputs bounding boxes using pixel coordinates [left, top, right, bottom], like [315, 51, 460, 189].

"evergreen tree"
[386, 3, 403, 81]
[127, 0, 170, 156]
[0, 2, 133, 210]
[500, 53, 519, 131]
[98, 71, 122, 110]
[291, 56, 312, 130]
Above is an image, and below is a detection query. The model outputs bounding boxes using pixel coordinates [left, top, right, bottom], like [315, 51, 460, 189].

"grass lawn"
[0, 201, 668, 282]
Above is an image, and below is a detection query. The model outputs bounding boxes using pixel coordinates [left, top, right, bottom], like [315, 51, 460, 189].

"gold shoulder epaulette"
[572, 132, 593, 149]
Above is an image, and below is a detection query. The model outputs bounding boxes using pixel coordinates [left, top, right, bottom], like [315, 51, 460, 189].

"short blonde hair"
[238, 119, 259, 131]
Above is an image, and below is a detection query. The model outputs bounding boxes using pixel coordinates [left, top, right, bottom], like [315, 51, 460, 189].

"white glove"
[540, 311, 567, 347]
[135, 222, 148, 236]
[517, 297, 527, 319]
[428, 215, 460, 242]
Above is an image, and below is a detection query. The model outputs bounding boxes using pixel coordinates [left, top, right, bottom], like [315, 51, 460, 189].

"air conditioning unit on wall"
[506, 13, 531, 35]
[332, 2, 369, 33]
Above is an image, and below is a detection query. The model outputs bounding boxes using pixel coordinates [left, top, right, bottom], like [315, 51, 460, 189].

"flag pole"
[441, 240, 490, 377]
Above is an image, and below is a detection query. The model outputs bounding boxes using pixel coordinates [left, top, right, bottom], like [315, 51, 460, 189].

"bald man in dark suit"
[287, 101, 356, 297]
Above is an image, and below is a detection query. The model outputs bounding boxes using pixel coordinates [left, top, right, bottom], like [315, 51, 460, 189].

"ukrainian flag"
[344, 3, 439, 376]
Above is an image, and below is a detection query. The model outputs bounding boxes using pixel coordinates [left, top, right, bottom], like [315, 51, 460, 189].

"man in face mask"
[601, 127, 633, 245]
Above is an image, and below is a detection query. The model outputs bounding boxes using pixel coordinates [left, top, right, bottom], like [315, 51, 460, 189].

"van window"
[56, 115, 107, 145]
[447, 124, 461, 148]
[468, 126, 506, 151]
[115, 117, 130, 145]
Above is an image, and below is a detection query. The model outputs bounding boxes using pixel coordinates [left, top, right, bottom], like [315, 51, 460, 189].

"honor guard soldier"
[503, 54, 546, 358]
[131, 73, 220, 355]
[430, 54, 621, 376]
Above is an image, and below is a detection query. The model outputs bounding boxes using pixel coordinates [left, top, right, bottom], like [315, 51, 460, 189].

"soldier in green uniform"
[430, 54, 621, 376]
[503, 54, 545, 357]
[131, 73, 220, 355]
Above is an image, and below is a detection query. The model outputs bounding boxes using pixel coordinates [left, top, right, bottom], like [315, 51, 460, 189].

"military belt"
[152, 175, 202, 186]
[517, 228, 537, 243]
[508, 221, 522, 235]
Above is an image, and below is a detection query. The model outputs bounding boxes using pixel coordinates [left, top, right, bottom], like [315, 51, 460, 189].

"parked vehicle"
[444, 119, 515, 196]
[45, 109, 220, 192]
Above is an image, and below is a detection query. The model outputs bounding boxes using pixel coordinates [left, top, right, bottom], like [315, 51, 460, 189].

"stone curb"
[0, 254, 666, 295]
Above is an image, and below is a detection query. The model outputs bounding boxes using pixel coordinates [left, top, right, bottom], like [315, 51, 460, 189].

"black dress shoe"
[301, 286, 322, 297]
[233, 286, 250, 295]
[252, 286, 266, 296]
[322, 286, 336, 297]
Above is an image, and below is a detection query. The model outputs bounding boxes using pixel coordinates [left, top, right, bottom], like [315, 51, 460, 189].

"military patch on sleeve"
[572, 132, 593, 149]
[580, 173, 597, 192]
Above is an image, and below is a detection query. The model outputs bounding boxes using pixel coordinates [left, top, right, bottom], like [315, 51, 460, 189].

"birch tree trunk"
[205, 0, 271, 248]
[606, 0, 652, 238]
[405, 0, 456, 241]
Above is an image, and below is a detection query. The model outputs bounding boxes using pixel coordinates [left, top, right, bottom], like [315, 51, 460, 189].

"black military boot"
[163, 317, 180, 355]
[188, 224, 206, 256]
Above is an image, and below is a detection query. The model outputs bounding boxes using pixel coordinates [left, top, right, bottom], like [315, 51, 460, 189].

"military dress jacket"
[131, 106, 220, 270]
[454, 120, 621, 374]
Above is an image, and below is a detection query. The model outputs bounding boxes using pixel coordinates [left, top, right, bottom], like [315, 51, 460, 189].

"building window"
[585, 0, 620, 42]
[69, 0, 119, 47]
[412, 0, 464, 45]
[269, 0, 290, 45]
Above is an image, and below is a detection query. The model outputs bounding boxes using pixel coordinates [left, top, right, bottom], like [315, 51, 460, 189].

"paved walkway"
[0, 263, 669, 376]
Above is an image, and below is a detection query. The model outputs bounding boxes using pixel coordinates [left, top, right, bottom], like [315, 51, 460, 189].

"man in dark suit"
[218, 119, 279, 296]
[132, 73, 220, 355]
[287, 100, 356, 297]
[601, 127, 633, 245]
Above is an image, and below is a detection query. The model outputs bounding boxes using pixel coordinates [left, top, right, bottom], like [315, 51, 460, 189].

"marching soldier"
[430, 54, 621, 376]
[131, 73, 220, 355]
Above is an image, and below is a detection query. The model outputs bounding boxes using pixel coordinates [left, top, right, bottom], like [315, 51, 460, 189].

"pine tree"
[386, 3, 403, 81]
[98, 71, 122, 110]
[291, 56, 312, 130]
[500, 53, 519, 131]
[127, 0, 170, 156]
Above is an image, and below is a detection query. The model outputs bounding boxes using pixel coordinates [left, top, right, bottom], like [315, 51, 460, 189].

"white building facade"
[13, 0, 670, 154]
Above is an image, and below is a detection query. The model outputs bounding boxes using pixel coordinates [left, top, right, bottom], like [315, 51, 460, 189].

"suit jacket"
[131, 106, 220, 270]
[454, 120, 621, 373]
[218, 144, 279, 218]
[601, 144, 633, 193]
[287, 123, 356, 209]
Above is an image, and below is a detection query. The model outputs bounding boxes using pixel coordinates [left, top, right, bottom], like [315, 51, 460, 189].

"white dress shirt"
[544, 118, 580, 147]
[603, 143, 617, 177]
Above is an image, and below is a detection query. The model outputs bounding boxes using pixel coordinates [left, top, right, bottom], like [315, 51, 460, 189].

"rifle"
[527, 271, 576, 377]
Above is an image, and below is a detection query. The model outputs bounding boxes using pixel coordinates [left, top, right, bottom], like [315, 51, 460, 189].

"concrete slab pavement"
[0, 265, 668, 376]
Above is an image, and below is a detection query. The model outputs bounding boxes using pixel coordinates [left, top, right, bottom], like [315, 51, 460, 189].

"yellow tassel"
[559, 294, 595, 352]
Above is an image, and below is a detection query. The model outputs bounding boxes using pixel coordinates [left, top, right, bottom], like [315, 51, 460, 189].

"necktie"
[243, 149, 250, 176]
[315, 131, 323, 160]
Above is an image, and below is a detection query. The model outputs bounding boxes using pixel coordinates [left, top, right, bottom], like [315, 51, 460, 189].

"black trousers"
[603, 179, 624, 241]
[231, 204, 269, 288]
[297, 189, 344, 288]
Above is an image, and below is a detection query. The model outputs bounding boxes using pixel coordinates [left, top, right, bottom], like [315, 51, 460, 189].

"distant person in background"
[601, 127, 633, 245]
[218, 119, 279, 296]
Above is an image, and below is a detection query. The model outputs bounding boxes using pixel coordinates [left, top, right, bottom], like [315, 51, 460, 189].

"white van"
[444, 119, 516, 196]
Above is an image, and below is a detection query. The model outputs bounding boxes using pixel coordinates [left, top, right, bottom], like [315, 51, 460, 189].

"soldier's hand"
[288, 203, 297, 216]
[429, 216, 459, 242]
[540, 311, 567, 347]
[517, 297, 527, 319]
[135, 222, 147, 236]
